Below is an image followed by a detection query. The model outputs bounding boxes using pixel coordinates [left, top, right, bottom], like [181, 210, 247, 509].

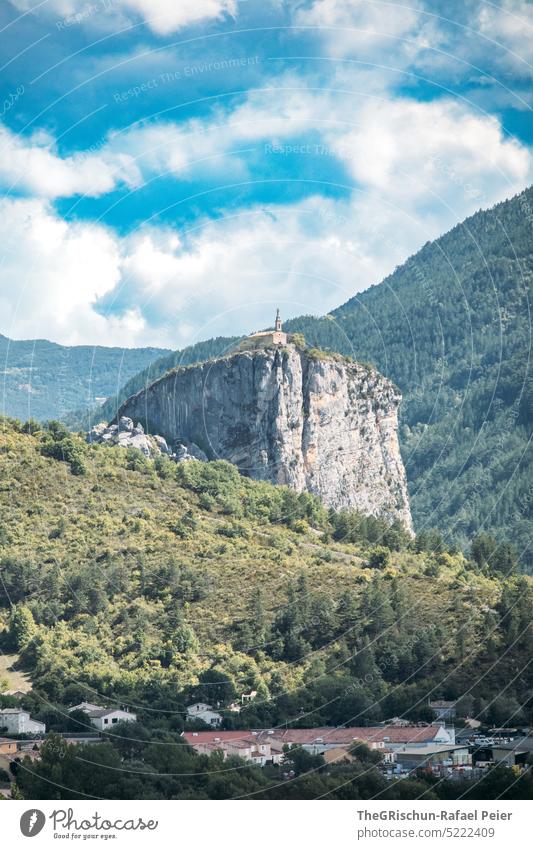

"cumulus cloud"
[4, 62, 529, 210]
[0, 197, 136, 345]
[0, 124, 141, 199]
[120, 0, 237, 35]
[1, 75, 531, 347]
[8, 0, 237, 34]
[324, 97, 531, 207]
[294, 0, 533, 85]
[98, 78, 533, 208]
[294, 0, 424, 60]
[0, 192, 426, 348]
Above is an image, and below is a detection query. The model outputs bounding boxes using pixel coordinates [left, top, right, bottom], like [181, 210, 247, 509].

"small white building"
[70, 703, 137, 731]
[186, 702, 223, 727]
[0, 708, 46, 735]
[241, 690, 258, 704]
[85, 708, 137, 731]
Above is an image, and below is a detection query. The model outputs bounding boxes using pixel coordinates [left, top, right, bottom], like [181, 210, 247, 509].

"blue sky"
[0, 0, 532, 348]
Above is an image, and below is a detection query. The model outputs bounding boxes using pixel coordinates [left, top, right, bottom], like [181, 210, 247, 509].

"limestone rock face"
[117, 346, 413, 530]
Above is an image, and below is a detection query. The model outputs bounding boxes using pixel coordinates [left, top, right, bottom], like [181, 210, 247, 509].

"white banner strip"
[0, 800, 530, 848]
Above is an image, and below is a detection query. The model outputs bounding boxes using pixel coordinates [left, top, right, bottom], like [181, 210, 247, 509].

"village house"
[182, 730, 284, 766]
[322, 747, 355, 766]
[182, 725, 454, 765]
[84, 708, 137, 731]
[258, 724, 455, 755]
[241, 690, 258, 704]
[222, 736, 279, 767]
[69, 703, 137, 731]
[68, 702, 103, 714]
[186, 702, 223, 727]
[0, 708, 45, 735]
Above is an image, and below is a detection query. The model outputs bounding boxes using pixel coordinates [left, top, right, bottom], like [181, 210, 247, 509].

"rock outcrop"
[87, 416, 208, 463]
[87, 416, 170, 458]
[117, 346, 413, 530]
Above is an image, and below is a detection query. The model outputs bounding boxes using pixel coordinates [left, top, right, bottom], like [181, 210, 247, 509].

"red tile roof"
[183, 730, 254, 745]
[259, 727, 442, 745]
[183, 725, 442, 748]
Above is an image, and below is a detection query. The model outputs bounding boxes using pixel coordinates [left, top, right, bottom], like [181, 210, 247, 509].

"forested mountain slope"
[0, 334, 169, 421]
[285, 187, 532, 562]
[1, 418, 531, 731]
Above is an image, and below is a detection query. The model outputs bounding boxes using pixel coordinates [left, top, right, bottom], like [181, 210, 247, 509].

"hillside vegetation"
[1, 418, 531, 732]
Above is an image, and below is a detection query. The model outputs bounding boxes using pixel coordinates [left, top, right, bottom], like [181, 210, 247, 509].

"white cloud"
[324, 97, 531, 207]
[0, 197, 138, 345]
[0, 124, 141, 199]
[5, 63, 529, 212]
[294, 0, 423, 59]
[0, 81, 323, 200]
[294, 0, 533, 84]
[120, 0, 237, 35]
[9, 0, 237, 34]
[477, 0, 533, 75]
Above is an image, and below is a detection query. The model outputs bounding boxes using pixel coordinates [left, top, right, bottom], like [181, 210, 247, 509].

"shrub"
[40, 422, 87, 475]
[367, 546, 391, 569]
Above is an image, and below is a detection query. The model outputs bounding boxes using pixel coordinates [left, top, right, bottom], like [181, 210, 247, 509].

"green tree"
[9, 604, 37, 650]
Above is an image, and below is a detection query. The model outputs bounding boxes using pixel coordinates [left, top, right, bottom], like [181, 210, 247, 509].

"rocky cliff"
[117, 345, 413, 530]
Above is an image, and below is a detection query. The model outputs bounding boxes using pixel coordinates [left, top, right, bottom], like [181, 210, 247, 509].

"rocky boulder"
[87, 417, 170, 459]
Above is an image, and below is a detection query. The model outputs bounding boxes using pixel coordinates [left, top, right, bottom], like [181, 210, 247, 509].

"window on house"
[112, 718, 118, 724]
[104, 718, 109, 724]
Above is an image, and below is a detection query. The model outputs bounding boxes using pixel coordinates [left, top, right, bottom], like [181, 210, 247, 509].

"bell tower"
[275, 308, 282, 332]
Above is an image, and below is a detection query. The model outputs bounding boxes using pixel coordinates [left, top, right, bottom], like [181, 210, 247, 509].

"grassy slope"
[0, 653, 31, 692]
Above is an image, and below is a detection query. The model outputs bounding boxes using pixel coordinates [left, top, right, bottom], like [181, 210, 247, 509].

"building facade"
[186, 703, 223, 727]
[0, 709, 46, 735]
[246, 309, 288, 349]
[69, 703, 137, 731]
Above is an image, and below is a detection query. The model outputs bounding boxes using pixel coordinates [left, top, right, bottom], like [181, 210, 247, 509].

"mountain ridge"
[0, 334, 170, 421]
